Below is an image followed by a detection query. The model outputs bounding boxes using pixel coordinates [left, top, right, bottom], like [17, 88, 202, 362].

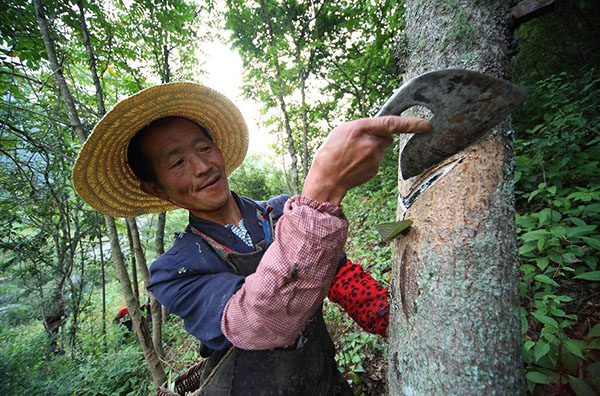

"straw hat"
[72, 82, 248, 218]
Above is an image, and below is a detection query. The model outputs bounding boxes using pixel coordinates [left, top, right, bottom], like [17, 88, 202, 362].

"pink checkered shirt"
[221, 195, 348, 350]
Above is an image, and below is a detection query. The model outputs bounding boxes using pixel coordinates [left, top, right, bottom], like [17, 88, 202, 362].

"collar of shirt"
[224, 219, 253, 248]
[188, 192, 265, 253]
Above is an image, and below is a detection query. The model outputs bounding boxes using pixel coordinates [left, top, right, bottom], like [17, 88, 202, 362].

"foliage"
[0, 279, 156, 396]
[0, 0, 598, 394]
[512, 0, 600, 87]
[224, 0, 404, 189]
[0, 0, 211, 390]
[228, 153, 289, 200]
[515, 68, 600, 394]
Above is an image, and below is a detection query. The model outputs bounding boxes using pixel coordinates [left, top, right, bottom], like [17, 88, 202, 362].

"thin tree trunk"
[126, 218, 165, 359]
[162, 44, 170, 83]
[33, 0, 87, 143]
[126, 222, 140, 304]
[300, 78, 309, 180]
[97, 214, 107, 352]
[281, 1, 321, 181]
[155, 212, 169, 325]
[258, 0, 299, 193]
[35, 0, 166, 385]
[105, 216, 166, 385]
[157, 41, 169, 326]
[388, 1, 524, 394]
[76, 0, 105, 116]
[156, 212, 166, 256]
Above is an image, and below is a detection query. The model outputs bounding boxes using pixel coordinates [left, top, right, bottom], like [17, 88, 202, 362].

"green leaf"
[588, 323, 600, 338]
[564, 339, 587, 358]
[522, 229, 551, 242]
[588, 362, 600, 378]
[374, 219, 412, 242]
[566, 225, 597, 238]
[524, 340, 535, 351]
[568, 376, 596, 396]
[587, 339, 600, 350]
[521, 308, 529, 335]
[548, 250, 563, 264]
[534, 341, 550, 362]
[562, 252, 580, 264]
[574, 271, 600, 281]
[519, 243, 537, 255]
[532, 311, 559, 329]
[534, 274, 559, 287]
[581, 236, 600, 251]
[525, 371, 551, 384]
[536, 257, 550, 271]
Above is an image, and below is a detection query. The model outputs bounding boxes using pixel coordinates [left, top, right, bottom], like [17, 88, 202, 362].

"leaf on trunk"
[374, 219, 413, 242]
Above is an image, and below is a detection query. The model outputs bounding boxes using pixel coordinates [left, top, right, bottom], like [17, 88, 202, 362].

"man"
[73, 82, 430, 395]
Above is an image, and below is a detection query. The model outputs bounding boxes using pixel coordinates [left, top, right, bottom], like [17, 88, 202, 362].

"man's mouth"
[197, 174, 221, 191]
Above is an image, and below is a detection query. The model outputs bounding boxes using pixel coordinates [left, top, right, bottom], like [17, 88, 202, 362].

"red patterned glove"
[327, 259, 390, 337]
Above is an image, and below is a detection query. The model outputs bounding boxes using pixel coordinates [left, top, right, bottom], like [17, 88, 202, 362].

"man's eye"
[198, 146, 211, 153]
[171, 159, 184, 169]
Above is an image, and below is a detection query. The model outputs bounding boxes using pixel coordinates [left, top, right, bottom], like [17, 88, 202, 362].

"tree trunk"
[126, 222, 140, 304]
[126, 218, 165, 359]
[35, 0, 166, 385]
[97, 214, 107, 352]
[105, 217, 166, 385]
[388, 1, 524, 395]
[76, 0, 105, 116]
[155, 213, 166, 256]
[155, 212, 169, 325]
[32, 0, 87, 143]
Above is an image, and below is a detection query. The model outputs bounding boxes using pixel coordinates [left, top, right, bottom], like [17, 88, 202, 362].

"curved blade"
[376, 69, 527, 179]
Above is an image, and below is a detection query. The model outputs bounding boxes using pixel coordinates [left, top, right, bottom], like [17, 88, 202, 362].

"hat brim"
[72, 82, 248, 218]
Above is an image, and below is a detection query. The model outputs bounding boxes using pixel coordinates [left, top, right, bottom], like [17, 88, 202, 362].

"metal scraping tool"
[376, 69, 527, 179]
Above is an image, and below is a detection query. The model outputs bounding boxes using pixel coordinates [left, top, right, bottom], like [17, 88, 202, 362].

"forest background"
[0, 0, 598, 395]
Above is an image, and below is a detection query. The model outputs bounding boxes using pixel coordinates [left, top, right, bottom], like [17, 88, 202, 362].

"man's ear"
[140, 181, 169, 201]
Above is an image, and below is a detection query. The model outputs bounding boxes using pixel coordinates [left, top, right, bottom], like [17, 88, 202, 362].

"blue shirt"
[147, 193, 289, 353]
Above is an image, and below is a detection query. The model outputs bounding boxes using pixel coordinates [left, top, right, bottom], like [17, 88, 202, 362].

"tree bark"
[388, 1, 524, 394]
[126, 222, 140, 303]
[126, 218, 165, 359]
[155, 212, 169, 325]
[156, 213, 166, 256]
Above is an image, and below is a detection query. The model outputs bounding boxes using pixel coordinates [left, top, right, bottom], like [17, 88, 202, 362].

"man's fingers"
[360, 116, 432, 137]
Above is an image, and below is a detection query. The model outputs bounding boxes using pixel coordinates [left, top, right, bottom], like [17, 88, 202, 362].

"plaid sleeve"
[221, 195, 348, 350]
[327, 260, 390, 337]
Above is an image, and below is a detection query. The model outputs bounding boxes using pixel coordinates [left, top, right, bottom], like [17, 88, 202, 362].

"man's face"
[139, 117, 232, 215]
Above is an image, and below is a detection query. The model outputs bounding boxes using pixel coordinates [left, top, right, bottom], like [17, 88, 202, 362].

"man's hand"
[302, 116, 431, 205]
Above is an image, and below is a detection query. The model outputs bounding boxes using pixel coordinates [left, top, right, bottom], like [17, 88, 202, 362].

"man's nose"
[190, 154, 211, 175]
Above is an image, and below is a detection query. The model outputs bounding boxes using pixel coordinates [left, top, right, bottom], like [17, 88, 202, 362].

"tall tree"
[33, 0, 167, 385]
[387, 1, 524, 394]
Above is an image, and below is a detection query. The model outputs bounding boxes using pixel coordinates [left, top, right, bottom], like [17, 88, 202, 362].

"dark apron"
[193, 232, 353, 396]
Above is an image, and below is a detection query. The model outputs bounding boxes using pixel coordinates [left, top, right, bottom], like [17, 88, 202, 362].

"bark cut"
[388, 1, 525, 394]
